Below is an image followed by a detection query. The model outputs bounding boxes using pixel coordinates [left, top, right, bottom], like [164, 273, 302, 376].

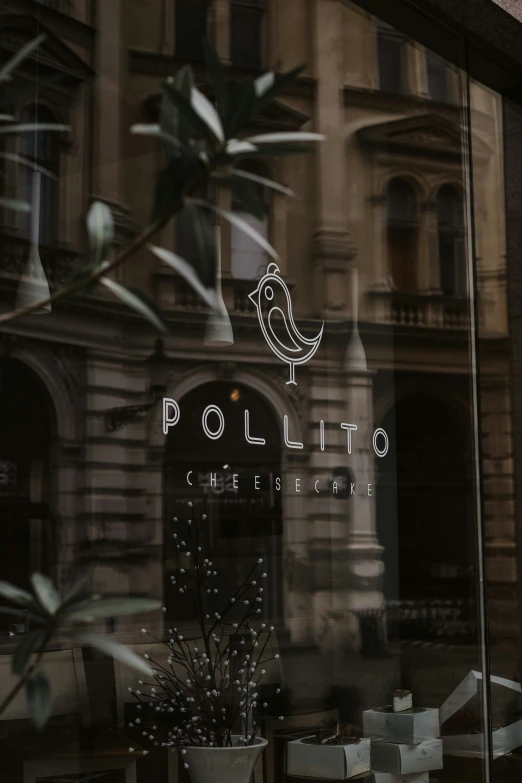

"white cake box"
[286, 736, 371, 779]
[371, 739, 443, 775]
[363, 706, 440, 745]
[374, 774, 429, 783]
[441, 670, 522, 759]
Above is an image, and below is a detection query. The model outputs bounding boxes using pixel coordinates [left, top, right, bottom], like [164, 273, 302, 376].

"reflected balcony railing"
[171, 277, 277, 316]
[367, 290, 470, 330]
[0, 232, 79, 293]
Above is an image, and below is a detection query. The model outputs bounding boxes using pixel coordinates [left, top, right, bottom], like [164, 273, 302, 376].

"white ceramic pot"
[184, 736, 267, 783]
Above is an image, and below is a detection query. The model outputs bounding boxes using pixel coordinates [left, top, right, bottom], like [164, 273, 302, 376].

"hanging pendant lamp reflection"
[204, 226, 234, 346]
[15, 172, 51, 315]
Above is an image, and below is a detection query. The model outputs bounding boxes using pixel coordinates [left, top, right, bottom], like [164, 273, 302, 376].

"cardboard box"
[286, 736, 371, 780]
[374, 775, 429, 783]
[440, 670, 522, 759]
[363, 707, 440, 745]
[371, 739, 443, 775]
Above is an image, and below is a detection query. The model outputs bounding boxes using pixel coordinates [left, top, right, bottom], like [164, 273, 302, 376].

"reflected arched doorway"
[0, 359, 56, 628]
[377, 391, 476, 639]
[163, 381, 283, 624]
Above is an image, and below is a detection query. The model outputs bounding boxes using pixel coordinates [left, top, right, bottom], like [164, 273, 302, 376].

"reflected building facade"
[0, 0, 516, 724]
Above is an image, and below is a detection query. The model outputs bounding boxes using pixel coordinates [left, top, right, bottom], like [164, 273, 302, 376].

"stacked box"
[363, 704, 442, 779]
[286, 737, 372, 780]
[374, 775, 429, 783]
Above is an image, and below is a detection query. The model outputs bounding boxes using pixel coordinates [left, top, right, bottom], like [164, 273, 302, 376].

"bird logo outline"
[248, 263, 324, 385]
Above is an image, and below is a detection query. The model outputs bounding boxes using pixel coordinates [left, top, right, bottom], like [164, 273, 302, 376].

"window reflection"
[386, 179, 418, 293]
[377, 20, 407, 94]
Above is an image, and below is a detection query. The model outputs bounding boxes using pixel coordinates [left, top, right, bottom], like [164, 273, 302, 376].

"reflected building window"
[427, 50, 455, 103]
[230, 1, 266, 70]
[437, 184, 465, 297]
[386, 178, 418, 293]
[231, 160, 270, 280]
[21, 105, 59, 246]
[175, 0, 210, 61]
[377, 20, 407, 94]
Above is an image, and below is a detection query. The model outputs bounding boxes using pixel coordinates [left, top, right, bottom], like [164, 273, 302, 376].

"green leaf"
[12, 630, 44, 676]
[26, 671, 52, 730]
[0, 197, 30, 212]
[0, 581, 36, 608]
[77, 634, 155, 676]
[0, 123, 69, 136]
[253, 64, 306, 114]
[0, 34, 46, 84]
[60, 576, 92, 612]
[163, 66, 193, 149]
[227, 176, 265, 220]
[224, 140, 258, 157]
[65, 597, 161, 623]
[87, 202, 113, 268]
[224, 79, 256, 139]
[0, 152, 57, 179]
[31, 573, 60, 615]
[247, 132, 325, 145]
[203, 39, 228, 118]
[131, 123, 183, 155]
[189, 198, 279, 262]
[177, 201, 217, 288]
[101, 279, 168, 333]
[150, 151, 203, 225]
[149, 245, 219, 311]
[191, 85, 224, 143]
[163, 81, 217, 145]
[231, 168, 294, 196]
[245, 142, 317, 157]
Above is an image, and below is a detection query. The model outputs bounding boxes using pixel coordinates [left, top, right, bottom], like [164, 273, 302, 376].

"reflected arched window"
[21, 105, 59, 245]
[437, 185, 465, 297]
[386, 179, 417, 293]
[231, 160, 271, 280]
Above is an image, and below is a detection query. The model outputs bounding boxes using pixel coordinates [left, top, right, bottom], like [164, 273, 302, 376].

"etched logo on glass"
[248, 263, 324, 385]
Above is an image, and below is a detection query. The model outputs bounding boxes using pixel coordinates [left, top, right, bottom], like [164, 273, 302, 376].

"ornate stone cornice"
[312, 229, 357, 268]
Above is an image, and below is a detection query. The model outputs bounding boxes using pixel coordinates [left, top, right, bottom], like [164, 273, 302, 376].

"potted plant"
[126, 503, 283, 783]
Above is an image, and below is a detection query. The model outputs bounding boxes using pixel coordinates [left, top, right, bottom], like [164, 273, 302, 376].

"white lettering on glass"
[284, 415, 303, 449]
[202, 405, 225, 440]
[373, 428, 389, 457]
[245, 410, 266, 445]
[163, 398, 180, 435]
[341, 423, 357, 454]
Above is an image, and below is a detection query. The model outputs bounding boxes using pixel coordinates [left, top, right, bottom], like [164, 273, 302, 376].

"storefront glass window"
[0, 0, 521, 781]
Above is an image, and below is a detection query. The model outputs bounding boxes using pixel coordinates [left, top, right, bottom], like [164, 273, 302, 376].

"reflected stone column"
[370, 194, 389, 287]
[342, 272, 383, 646]
[312, 0, 356, 317]
[213, 0, 231, 63]
[419, 200, 442, 294]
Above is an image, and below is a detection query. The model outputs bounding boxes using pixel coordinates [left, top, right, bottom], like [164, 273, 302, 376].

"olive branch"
[1, 36, 322, 329]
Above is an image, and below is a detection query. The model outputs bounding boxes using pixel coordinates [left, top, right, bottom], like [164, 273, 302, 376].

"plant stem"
[0, 164, 211, 326]
[0, 624, 55, 719]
